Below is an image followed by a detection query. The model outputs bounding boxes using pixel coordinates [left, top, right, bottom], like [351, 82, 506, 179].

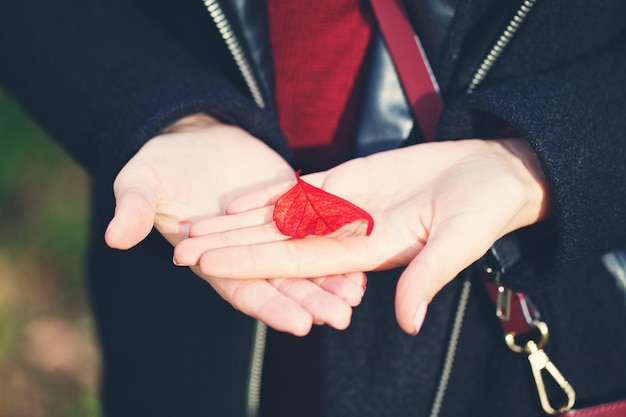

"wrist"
[488, 138, 553, 227]
[161, 113, 223, 134]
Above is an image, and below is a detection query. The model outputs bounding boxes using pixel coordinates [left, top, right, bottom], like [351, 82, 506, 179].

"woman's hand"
[174, 138, 552, 334]
[104, 114, 365, 336]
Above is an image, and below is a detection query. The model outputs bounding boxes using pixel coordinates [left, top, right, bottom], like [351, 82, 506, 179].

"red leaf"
[273, 173, 374, 238]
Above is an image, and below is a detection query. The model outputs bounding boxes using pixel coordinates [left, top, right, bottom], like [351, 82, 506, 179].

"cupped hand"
[104, 114, 365, 335]
[174, 138, 552, 334]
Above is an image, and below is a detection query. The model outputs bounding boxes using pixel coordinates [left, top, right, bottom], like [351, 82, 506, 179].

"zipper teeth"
[203, 0, 266, 108]
[202, 3, 267, 416]
[429, 2, 538, 413]
[201, 2, 535, 415]
[246, 320, 267, 417]
[428, 277, 472, 417]
[467, 0, 538, 94]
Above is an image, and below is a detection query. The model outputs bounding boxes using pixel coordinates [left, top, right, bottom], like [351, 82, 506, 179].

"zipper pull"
[505, 320, 576, 415]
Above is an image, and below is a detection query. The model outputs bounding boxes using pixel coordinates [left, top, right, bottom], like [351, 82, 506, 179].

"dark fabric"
[87, 182, 258, 416]
[261, 328, 322, 417]
[404, 0, 461, 72]
[1, 0, 626, 416]
[0, 0, 290, 181]
[322, 270, 467, 417]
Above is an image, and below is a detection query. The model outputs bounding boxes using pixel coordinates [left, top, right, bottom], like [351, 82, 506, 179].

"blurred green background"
[0, 88, 101, 416]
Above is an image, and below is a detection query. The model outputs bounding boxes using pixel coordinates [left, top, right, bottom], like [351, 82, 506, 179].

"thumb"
[394, 223, 493, 335]
[105, 186, 158, 250]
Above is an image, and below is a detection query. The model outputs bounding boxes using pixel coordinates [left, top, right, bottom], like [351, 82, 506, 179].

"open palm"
[105, 116, 365, 335]
[174, 138, 551, 334]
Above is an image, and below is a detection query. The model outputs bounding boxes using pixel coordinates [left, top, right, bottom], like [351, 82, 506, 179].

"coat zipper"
[202, 0, 538, 415]
[467, 0, 538, 94]
[428, 277, 472, 417]
[203, 0, 266, 109]
[429, 2, 538, 415]
[246, 320, 267, 417]
[202, 2, 268, 416]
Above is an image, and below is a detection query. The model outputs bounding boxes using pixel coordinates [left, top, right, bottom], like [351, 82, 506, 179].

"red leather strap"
[372, 4, 626, 416]
[370, 0, 443, 141]
[483, 280, 539, 336]
[372, 0, 540, 339]
[561, 399, 626, 417]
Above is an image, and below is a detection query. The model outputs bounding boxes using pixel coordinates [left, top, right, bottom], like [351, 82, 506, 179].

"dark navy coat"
[1, 1, 625, 416]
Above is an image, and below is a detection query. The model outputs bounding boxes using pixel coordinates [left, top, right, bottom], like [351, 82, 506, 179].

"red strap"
[483, 281, 539, 336]
[370, 0, 443, 141]
[372, 0, 536, 337]
[372, 0, 547, 340]
[561, 399, 626, 417]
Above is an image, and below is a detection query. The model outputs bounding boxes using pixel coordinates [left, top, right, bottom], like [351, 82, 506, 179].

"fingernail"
[173, 256, 184, 267]
[412, 302, 428, 335]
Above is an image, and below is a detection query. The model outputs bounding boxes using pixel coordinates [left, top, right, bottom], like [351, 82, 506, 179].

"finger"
[174, 222, 289, 266]
[188, 206, 274, 237]
[105, 188, 157, 250]
[202, 272, 314, 336]
[226, 180, 294, 214]
[394, 222, 494, 335]
[269, 278, 353, 330]
[197, 236, 382, 279]
[225, 171, 328, 214]
[310, 273, 367, 307]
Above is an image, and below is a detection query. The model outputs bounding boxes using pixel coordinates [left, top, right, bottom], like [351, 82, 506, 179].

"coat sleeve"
[441, 33, 626, 290]
[0, 0, 288, 179]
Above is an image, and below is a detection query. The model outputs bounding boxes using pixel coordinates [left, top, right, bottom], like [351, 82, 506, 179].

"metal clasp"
[495, 280, 512, 321]
[492, 269, 540, 326]
[505, 320, 576, 415]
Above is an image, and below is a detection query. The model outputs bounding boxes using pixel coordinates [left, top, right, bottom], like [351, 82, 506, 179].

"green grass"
[0, 88, 101, 416]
